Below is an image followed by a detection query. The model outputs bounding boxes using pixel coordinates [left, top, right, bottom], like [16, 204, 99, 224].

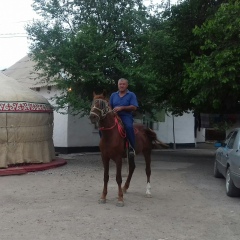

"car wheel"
[226, 168, 240, 197]
[213, 159, 222, 178]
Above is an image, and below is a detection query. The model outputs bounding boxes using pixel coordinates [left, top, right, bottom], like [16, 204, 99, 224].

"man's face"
[118, 80, 128, 92]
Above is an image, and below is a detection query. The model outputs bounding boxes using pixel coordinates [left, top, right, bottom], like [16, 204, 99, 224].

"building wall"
[35, 86, 68, 147]
[33, 86, 197, 150]
[156, 112, 195, 146]
[67, 114, 100, 147]
[196, 128, 206, 143]
[35, 86, 99, 149]
[53, 112, 68, 147]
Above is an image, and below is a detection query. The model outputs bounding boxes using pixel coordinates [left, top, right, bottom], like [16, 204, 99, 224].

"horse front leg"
[115, 157, 124, 207]
[143, 151, 152, 198]
[122, 154, 136, 193]
[99, 157, 110, 204]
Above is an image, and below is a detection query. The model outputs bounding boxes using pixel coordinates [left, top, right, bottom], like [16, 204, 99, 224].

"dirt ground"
[0, 146, 240, 240]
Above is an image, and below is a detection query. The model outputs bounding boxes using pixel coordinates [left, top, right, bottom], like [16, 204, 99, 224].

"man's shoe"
[129, 148, 135, 157]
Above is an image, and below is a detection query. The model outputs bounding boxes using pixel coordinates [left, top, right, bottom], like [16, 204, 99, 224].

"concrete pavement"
[0, 146, 239, 240]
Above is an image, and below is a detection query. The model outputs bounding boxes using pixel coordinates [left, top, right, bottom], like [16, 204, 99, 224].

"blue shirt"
[110, 90, 138, 117]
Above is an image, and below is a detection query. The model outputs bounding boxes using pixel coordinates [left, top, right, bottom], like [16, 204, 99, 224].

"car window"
[227, 131, 238, 149]
[225, 131, 234, 144]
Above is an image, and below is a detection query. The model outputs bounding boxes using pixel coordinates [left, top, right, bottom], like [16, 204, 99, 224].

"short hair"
[118, 78, 128, 84]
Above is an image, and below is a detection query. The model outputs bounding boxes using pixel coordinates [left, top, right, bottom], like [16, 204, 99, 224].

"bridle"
[90, 99, 111, 121]
[89, 98, 126, 138]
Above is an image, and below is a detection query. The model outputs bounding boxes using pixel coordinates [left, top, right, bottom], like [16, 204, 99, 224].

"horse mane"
[93, 93, 107, 100]
[93, 92, 114, 114]
[93, 89, 109, 100]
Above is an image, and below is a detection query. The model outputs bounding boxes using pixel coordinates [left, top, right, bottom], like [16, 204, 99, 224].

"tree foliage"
[145, 0, 228, 115]
[184, 0, 240, 113]
[26, 0, 240, 117]
[26, 0, 154, 115]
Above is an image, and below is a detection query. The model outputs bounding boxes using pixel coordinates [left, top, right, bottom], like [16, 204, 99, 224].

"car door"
[217, 131, 234, 174]
[227, 131, 240, 188]
[220, 131, 238, 177]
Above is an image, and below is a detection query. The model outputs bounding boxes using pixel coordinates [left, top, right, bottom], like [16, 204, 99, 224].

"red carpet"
[0, 158, 67, 176]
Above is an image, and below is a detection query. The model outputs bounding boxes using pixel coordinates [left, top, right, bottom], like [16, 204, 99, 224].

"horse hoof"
[116, 201, 124, 207]
[146, 194, 152, 198]
[98, 199, 106, 204]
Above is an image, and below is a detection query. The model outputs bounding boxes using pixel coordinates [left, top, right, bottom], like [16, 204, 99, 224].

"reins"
[116, 117, 126, 138]
[99, 116, 117, 131]
[99, 116, 126, 138]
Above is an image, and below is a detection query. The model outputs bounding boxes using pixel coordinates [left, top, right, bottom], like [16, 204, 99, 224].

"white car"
[214, 128, 240, 197]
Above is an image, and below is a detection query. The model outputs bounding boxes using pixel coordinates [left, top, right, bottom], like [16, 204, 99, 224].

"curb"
[0, 158, 67, 176]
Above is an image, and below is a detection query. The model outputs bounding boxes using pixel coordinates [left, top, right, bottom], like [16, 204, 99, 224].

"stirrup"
[129, 147, 136, 157]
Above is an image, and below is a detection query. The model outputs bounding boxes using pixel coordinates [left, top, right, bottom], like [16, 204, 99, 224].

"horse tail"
[145, 128, 169, 149]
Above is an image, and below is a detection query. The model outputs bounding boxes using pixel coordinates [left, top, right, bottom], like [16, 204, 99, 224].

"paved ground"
[0, 145, 240, 240]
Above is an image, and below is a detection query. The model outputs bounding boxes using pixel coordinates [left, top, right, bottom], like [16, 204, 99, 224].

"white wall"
[36, 86, 100, 148]
[196, 128, 205, 143]
[67, 114, 100, 147]
[53, 112, 68, 147]
[35, 86, 68, 147]
[156, 112, 195, 144]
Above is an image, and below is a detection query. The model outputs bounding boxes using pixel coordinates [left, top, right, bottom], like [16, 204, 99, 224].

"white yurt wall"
[0, 73, 55, 168]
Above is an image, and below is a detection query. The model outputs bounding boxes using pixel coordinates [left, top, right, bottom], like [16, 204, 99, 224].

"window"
[227, 131, 238, 149]
[47, 86, 51, 91]
[36, 87, 40, 92]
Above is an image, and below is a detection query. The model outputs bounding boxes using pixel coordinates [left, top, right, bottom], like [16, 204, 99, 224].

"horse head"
[89, 91, 110, 123]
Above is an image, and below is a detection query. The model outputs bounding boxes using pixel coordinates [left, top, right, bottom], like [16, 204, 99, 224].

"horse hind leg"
[122, 153, 136, 194]
[143, 150, 152, 198]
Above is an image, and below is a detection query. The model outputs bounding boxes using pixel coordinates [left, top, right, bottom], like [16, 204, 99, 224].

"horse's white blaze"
[146, 182, 151, 196]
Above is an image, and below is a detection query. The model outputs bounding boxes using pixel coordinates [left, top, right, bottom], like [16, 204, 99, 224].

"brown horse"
[89, 91, 168, 207]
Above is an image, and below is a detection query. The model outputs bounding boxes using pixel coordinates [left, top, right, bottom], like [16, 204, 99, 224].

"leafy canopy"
[184, 0, 240, 113]
[27, 0, 156, 115]
[26, 0, 240, 116]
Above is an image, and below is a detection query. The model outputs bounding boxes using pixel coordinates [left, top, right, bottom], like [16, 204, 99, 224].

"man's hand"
[113, 106, 123, 113]
[113, 105, 137, 113]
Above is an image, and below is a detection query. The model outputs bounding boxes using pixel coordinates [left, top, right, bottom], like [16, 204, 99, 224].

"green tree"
[26, 0, 153, 115]
[145, 0, 227, 115]
[184, 0, 240, 113]
[27, 0, 233, 117]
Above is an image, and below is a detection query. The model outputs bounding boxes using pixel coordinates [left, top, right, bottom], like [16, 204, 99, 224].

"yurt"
[0, 72, 55, 168]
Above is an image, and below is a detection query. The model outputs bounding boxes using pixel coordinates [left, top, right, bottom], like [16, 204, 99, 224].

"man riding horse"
[89, 88, 169, 206]
[110, 78, 138, 156]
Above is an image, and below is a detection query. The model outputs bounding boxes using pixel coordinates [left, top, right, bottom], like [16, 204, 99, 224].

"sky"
[0, 0, 178, 71]
[0, 0, 39, 70]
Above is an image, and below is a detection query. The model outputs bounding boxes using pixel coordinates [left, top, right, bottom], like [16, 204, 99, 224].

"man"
[110, 78, 138, 155]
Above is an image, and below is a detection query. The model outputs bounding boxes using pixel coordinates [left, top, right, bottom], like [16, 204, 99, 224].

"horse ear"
[102, 89, 107, 97]
[93, 91, 96, 97]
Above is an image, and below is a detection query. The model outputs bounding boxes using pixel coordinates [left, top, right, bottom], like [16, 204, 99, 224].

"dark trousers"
[120, 115, 135, 149]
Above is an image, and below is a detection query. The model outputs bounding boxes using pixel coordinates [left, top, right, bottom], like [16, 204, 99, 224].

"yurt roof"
[0, 72, 52, 112]
[3, 55, 56, 89]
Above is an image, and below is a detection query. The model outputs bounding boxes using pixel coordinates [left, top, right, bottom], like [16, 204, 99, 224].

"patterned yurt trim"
[0, 101, 53, 113]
